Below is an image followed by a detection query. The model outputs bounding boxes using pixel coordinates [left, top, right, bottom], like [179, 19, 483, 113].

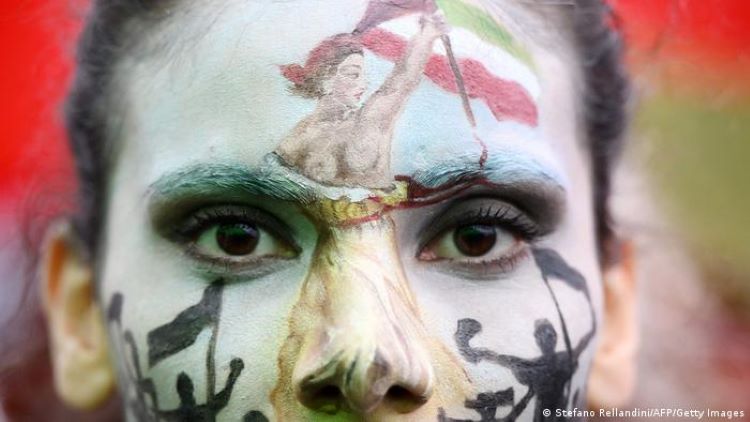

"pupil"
[453, 224, 496, 257]
[216, 223, 259, 255]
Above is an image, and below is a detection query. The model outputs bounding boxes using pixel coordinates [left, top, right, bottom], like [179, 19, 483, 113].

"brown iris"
[216, 222, 259, 255]
[453, 224, 497, 257]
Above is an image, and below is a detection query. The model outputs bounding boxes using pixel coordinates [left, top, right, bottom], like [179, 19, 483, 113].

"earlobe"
[40, 221, 115, 410]
[588, 240, 639, 409]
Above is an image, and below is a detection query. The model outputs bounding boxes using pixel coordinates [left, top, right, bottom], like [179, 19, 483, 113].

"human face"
[330, 53, 366, 108]
[100, 0, 602, 420]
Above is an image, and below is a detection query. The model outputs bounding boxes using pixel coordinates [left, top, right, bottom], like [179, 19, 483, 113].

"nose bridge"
[292, 216, 434, 414]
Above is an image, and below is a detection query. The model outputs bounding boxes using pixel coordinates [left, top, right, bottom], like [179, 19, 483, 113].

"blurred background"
[1, 0, 749, 419]
[610, 0, 750, 410]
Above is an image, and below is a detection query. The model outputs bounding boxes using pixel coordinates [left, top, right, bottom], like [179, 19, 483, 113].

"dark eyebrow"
[408, 152, 564, 189]
[147, 154, 566, 231]
[405, 153, 567, 231]
[148, 163, 315, 207]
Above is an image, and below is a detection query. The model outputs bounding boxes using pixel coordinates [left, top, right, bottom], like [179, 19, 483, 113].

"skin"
[330, 54, 366, 109]
[40, 0, 639, 421]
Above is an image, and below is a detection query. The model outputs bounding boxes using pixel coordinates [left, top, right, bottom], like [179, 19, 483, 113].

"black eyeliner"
[417, 196, 541, 256]
[168, 204, 300, 254]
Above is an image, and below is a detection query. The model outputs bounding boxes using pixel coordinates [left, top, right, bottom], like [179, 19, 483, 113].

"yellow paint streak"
[306, 181, 408, 226]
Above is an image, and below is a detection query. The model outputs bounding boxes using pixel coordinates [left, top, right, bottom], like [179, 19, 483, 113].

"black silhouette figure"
[531, 247, 596, 404]
[106, 286, 270, 421]
[158, 358, 244, 422]
[453, 317, 594, 422]
[441, 248, 596, 421]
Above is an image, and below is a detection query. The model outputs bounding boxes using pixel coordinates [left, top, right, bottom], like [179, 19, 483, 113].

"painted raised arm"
[359, 12, 447, 127]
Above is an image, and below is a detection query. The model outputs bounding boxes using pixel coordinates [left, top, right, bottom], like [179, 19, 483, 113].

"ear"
[40, 221, 115, 410]
[587, 240, 638, 408]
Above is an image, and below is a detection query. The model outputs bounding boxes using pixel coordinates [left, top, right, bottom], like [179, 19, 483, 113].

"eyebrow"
[148, 154, 566, 231]
[149, 163, 315, 206]
[408, 152, 565, 188]
[402, 153, 567, 230]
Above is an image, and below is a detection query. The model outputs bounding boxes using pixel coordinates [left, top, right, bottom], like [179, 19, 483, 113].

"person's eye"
[419, 223, 521, 260]
[172, 205, 299, 269]
[417, 199, 541, 275]
[194, 221, 291, 258]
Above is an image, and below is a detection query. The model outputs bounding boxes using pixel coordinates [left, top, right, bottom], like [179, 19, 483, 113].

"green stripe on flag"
[436, 0, 534, 66]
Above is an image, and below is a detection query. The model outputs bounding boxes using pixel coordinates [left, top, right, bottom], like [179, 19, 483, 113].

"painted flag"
[359, 0, 539, 126]
[435, 0, 532, 66]
[355, 0, 437, 34]
[147, 283, 224, 367]
[532, 248, 589, 296]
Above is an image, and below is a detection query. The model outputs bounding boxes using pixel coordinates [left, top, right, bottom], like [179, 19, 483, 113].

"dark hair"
[65, 1, 175, 261]
[66, 0, 628, 264]
[567, 0, 630, 265]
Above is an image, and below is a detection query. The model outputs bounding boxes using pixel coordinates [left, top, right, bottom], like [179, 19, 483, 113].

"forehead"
[112, 0, 583, 186]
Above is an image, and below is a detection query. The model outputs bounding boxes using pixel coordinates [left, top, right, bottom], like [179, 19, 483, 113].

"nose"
[295, 341, 432, 414]
[291, 217, 434, 415]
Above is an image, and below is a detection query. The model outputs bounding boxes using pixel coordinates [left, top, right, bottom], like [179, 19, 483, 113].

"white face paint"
[99, 0, 602, 420]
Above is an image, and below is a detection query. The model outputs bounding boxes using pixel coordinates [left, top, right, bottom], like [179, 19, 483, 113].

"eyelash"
[170, 205, 298, 269]
[168, 201, 541, 278]
[176, 206, 280, 238]
[463, 204, 541, 240]
[419, 201, 541, 275]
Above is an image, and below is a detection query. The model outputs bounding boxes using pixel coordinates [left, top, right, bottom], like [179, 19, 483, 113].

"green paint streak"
[436, 0, 533, 66]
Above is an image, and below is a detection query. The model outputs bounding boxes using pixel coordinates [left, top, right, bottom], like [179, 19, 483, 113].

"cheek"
[332, 77, 354, 94]
[409, 258, 560, 355]
[404, 248, 599, 408]
[100, 261, 307, 419]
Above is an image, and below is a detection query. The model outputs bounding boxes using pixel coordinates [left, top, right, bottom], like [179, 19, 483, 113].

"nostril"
[386, 385, 429, 414]
[302, 384, 345, 414]
[317, 385, 343, 402]
[386, 385, 412, 400]
[294, 346, 434, 414]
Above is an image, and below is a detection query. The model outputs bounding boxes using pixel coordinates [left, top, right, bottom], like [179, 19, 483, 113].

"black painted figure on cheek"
[158, 359, 244, 422]
[442, 248, 596, 422]
[107, 285, 267, 421]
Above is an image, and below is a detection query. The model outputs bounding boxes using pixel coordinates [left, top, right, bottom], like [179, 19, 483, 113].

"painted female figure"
[275, 12, 447, 188]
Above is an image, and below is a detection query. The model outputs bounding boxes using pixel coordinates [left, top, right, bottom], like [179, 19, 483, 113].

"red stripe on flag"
[362, 28, 538, 126]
